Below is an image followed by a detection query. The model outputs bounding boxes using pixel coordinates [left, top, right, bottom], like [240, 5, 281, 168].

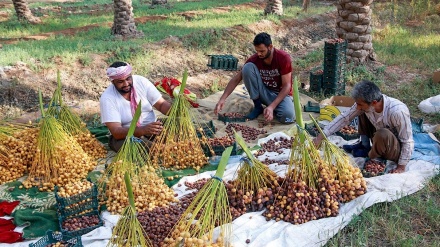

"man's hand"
[391, 164, 406, 174]
[313, 134, 323, 148]
[263, 106, 274, 121]
[214, 100, 225, 115]
[142, 121, 163, 136]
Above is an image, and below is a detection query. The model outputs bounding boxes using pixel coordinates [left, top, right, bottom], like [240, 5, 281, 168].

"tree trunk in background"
[303, 0, 311, 12]
[12, 0, 41, 24]
[336, 0, 376, 64]
[152, 0, 167, 4]
[111, 0, 143, 38]
[264, 0, 283, 16]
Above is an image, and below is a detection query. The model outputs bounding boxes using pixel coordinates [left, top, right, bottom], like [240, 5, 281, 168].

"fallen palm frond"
[310, 114, 367, 202]
[98, 101, 177, 214]
[164, 147, 233, 247]
[107, 172, 153, 247]
[47, 70, 106, 160]
[150, 69, 210, 171]
[22, 91, 95, 191]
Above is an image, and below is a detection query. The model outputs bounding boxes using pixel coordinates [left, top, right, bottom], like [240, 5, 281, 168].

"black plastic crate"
[218, 113, 247, 124]
[59, 210, 103, 238]
[196, 120, 216, 138]
[203, 142, 237, 157]
[335, 130, 360, 141]
[324, 39, 348, 51]
[29, 230, 82, 247]
[309, 71, 323, 93]
[207, 55, 238, 71]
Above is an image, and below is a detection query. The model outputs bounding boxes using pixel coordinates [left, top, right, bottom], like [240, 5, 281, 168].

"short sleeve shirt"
[246, 48, 293, 95]
[100, 75, 162, 128]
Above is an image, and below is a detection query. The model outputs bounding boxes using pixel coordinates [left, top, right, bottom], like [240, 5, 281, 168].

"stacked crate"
[309, 66, 324, 93]
[322, 39, 347, 96]
[207, 55, 238, 70]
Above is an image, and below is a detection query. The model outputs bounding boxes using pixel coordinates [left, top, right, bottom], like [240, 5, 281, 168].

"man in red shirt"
[214, 32, 295, 124]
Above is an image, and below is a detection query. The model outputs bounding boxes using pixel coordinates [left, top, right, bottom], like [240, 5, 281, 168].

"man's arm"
[313, 105, 361, 147]
[153, 97, 171, 116]
[106, 122, 163, 140]
[391, 110, 414, 173]
[264, 72, 292, 121]
[214, 71, 243, 114]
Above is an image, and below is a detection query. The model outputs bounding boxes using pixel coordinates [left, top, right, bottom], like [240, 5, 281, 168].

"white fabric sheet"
[3, 132, 438, 247]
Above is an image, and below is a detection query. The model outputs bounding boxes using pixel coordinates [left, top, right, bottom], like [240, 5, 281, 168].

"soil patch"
[0, 1, 425, 122]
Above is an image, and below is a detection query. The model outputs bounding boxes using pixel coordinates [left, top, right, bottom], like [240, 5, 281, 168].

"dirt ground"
[0, 0, 423, 122]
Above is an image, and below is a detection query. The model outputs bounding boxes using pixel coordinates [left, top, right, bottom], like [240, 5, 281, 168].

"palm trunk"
[264, 0, 283, 16]
[303, 0, 311, 12]
[336, 0, 376, 64]
[12, 0, 41, 24]
[111, 0, 143, 38]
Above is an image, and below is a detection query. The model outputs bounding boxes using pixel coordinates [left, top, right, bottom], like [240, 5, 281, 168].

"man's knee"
[241, 63, 257, 78]
[373, 128, 393, 141]
[277, 112, 296, 124]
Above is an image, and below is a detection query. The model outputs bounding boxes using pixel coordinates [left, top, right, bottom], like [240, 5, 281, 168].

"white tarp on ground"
[3, 88, 439, 247]
[7, 132, 439, 247]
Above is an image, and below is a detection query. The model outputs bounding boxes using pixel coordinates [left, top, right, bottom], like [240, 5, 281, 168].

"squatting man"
[214, 32, 296, 124]
[100, 61, 171, 152]
[313, 80, 414, 174]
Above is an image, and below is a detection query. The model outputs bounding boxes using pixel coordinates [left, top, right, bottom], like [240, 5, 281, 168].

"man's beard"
[365, 105, 375, 113]
[117, 84, 132, 94]
[260, 48, 271, 59]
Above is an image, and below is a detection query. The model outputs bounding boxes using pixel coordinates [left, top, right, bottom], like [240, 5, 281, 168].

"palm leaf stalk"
[233, 130, 277, 194]
[164, 147, 233, 247]
[22, 91, 95, 191]
[98, 101, 177, 214]
[287, 76, 322, 190]
[107, 171, 153, 247]
[310, 114, 367, 202]
[150, 69, 211, 171]
[46, 70, 107, 159]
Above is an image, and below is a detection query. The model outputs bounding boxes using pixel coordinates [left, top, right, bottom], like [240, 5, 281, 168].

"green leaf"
[127, 100, 142, 138]
[215, 146, 232, 179]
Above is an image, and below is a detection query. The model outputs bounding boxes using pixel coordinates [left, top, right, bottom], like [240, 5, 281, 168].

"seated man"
[214, 32, 295, 124]
[313, 80, 414, 174]
[100, 61, 171, 152]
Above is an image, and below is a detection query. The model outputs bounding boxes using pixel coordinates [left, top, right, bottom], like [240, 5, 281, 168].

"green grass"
[0, 0, 332, 70]
[374, 25, 440, 72]
[326, 174, 440, 247]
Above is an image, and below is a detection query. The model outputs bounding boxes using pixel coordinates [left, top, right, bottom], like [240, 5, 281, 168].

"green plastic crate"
[59, 210, 103, 238]
[29, 230, 82, 247]
[203, 142, 237, 157]
[207, 55, 238, 71]
[218, 113, 247, 124]
[303, 101, 320, 113]
[55, 184, 99, 219]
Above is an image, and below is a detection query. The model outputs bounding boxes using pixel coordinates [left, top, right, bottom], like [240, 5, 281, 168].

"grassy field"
[1, 0, 440, 245]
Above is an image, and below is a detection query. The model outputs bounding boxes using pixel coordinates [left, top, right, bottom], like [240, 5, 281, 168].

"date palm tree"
[12, 0, 41, 24]
[265, 0, 283, 16]
[336, 0, 375, 63]
[111, 0, 143, 37]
